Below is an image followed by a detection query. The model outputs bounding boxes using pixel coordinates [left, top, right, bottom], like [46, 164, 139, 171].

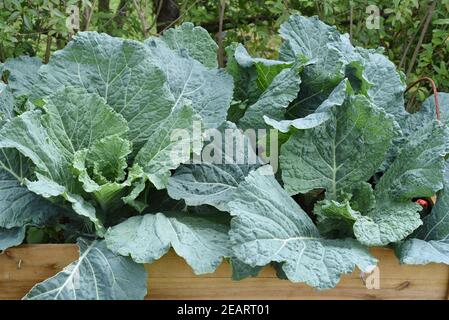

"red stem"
[405, 77, 440, 120]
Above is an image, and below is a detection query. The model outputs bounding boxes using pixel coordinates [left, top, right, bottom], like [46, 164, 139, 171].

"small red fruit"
[416, 199, 429, 208]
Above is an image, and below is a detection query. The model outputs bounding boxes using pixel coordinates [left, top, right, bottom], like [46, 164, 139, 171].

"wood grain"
[0, 244, 448, 300]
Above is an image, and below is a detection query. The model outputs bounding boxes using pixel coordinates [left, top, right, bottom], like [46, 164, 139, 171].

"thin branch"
[405, 77, 440, 120]
[217, 0, 226, 68]
[83, 0, 96, 31]
[113, 0, 129, 29]
[349, 1, 353, 40]
[148, 0, 164, 32]
[399, 10, 428, 70]
[406, 1, 436, 78]
[96, 0, 128, 30]
[134, 0, 149, 38]
[315, 1, 322, 20]
[44, 35, 52, 64]
[35, 32, 42, 55]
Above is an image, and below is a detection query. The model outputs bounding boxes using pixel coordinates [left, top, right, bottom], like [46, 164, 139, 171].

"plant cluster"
[0, 14, 448, 299]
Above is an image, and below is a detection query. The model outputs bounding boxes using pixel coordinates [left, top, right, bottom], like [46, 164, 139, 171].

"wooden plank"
[0, 245, 78, 300]
[0, 244, 448, 300]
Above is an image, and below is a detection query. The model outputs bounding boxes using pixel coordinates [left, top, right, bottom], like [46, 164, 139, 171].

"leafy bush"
[0, 14, 449, 300]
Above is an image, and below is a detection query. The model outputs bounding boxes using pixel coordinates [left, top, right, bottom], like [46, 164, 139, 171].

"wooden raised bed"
[0, 244, 448, 300]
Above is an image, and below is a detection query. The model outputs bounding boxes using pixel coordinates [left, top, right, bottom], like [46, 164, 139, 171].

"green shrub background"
[1, 0, 448, 102]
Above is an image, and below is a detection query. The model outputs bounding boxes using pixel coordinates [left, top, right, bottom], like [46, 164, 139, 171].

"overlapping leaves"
[0, 24, 235, 299]
[2, 14, 449, 301]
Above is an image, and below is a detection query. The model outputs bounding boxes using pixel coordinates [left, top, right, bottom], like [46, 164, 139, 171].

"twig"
[133, 0, 149, 38]
[83, 0, 96, 31]
[35, 32, 42, 54]
[406, 1, 436, 78]
[148, 0, 164, 32]
[113, 0, 129, 29]
[399, 10, 427, 70]
[44, 35, 52, 64]
[315, 1, 322, 20]
[349, 1, 353, 40]
[405, 77, 440, 120]
[217, 0, 226, 68]
[97, 1, 129, 31]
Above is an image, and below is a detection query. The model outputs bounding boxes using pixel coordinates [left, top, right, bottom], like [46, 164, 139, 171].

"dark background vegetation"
[1, 0, 448, 100]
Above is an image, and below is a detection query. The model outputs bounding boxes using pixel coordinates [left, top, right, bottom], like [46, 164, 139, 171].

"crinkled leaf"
[1, 56, 42, 98]
[0, 226, 25, 250]
[279, 15, 343, 76]
[352, 122, 449, 246]
[135, 104, 201, 189]
[168, 164, 250, 211]
[161, 22, 218, 68]
[265, 79, 348, 132]
[86, 135, 131, 183]
[0, 149, 60, 229]
[167, 122, 259, 210]
[353, 201, 422, 246]
[23, 238, 147, 300]
[73, 145, 143, 212]
[0, 83, 14, 121]
[0, 87, 129, 232]
[42, 87, 129, 160]
[279, 15, 405, 119]
[396, 239, 449, 265]
[238, 66, 301, 130]
[279, 15, 346, 117]
[422, 92, 449, 125]
[375, 121, 449, 201]
[0, 110, 75, 184]
[3, 87, 55, 233]
[354, 48, 406, 117]
[347, 181, 376, 213]
[315, 199, 361, 238]
[35, 32, 175, 150]
[317, 121, 449, 246]
[280, 95, 395, 197]
[145, 38, 233, 129]
[225, 44, 292, 122]
[396, 160, 449, 264]
[105, 212, 231, 274]
[229, 167, 376, 289]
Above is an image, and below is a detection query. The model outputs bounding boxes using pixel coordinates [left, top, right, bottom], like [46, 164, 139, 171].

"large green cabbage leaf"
[167, 122, 260, 211]
[160, 22, 219, 69]
[0, 83, 61, 241]
[23, 238, 148, 300]
[228, 166, 377, 290]
[144, 37, 233, 129]
[105, 211, 232, 274]
[0, 87, 130, 234]
[280, 94, 395, 197]
[279, 14, 406, 119]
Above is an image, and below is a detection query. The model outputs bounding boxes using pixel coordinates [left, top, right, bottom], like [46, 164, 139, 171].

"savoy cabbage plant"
[0, 16, 448, 300]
